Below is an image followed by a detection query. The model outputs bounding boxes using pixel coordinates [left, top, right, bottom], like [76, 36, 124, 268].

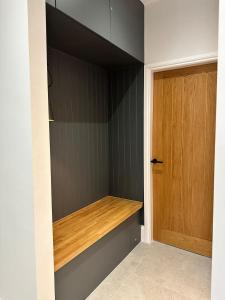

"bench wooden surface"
[53, 196, 143, 272]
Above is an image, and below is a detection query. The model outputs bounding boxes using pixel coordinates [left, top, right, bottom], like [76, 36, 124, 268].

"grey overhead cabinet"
[51, 0, 144, 62]
[110, 0, 144, 62]
[46, 0, 55, 6]
[56, 0, 111, 40]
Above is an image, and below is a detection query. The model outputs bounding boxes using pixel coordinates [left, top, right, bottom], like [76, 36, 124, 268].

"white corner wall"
[211, 0, 225, 299]
[145, 0, 219, 65]
[0, 1, 55, 299]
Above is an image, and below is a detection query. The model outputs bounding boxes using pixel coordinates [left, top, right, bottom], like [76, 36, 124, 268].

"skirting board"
[141, 225, 151, 243]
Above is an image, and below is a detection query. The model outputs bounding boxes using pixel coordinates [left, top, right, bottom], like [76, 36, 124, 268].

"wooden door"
[152, 63, 217, 257]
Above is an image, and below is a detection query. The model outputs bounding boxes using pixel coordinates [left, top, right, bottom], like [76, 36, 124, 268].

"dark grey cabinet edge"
[46, 0, 55, 7]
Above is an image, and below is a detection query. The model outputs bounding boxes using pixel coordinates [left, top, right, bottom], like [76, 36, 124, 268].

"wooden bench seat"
[53, 196, 143, 271]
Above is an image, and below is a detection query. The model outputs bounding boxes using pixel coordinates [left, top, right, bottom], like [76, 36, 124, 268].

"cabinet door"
[56, 0, 110, 40]
[110, 0, 144, 62]
[46, 0, 55, 6]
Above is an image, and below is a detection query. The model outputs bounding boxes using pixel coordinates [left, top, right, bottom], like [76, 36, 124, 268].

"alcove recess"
[46, 3, 144, 280]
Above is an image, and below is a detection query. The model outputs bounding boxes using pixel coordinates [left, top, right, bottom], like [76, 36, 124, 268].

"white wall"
[145, 0, 219, 64]
[0, 1, 55, 299]
[144, 1, 225, 299]
[211, 0, 225, 299]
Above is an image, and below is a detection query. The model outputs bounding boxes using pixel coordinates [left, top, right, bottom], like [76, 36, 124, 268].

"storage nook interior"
[46, 1, 144, 299]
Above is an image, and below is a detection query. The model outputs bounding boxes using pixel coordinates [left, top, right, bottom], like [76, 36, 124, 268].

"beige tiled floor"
[87, 242, 211, 300]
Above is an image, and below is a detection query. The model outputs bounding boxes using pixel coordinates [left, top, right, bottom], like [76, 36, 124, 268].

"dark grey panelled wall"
[109, 65, 144, 203]
[48, 48, 109, 221]
[48, 48, 144, 299]
[48, 47, 144, 221]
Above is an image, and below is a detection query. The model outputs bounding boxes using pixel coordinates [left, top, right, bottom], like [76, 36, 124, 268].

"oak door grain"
[152, 63, 217, 257]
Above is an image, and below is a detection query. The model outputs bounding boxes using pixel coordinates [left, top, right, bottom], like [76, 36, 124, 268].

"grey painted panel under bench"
[55, 213, 141, 300]
[110, 0, 144, 62]
[56, 0, 110, 40]
[48, 47, 109, 221]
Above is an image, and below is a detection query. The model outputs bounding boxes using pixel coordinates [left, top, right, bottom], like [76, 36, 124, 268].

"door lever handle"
[151, 158, 163, 164]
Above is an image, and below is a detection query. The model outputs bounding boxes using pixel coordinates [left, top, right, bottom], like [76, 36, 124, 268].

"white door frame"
[142, 52, 218, 244]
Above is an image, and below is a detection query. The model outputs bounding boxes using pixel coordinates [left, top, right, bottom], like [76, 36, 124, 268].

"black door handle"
[151, 158, 163, 164]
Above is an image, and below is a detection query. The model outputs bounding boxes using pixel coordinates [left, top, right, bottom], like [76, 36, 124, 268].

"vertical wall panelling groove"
[48, 48, 109, 221]
[49, 50, 144, 221]
[109, 64, 144, 216]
